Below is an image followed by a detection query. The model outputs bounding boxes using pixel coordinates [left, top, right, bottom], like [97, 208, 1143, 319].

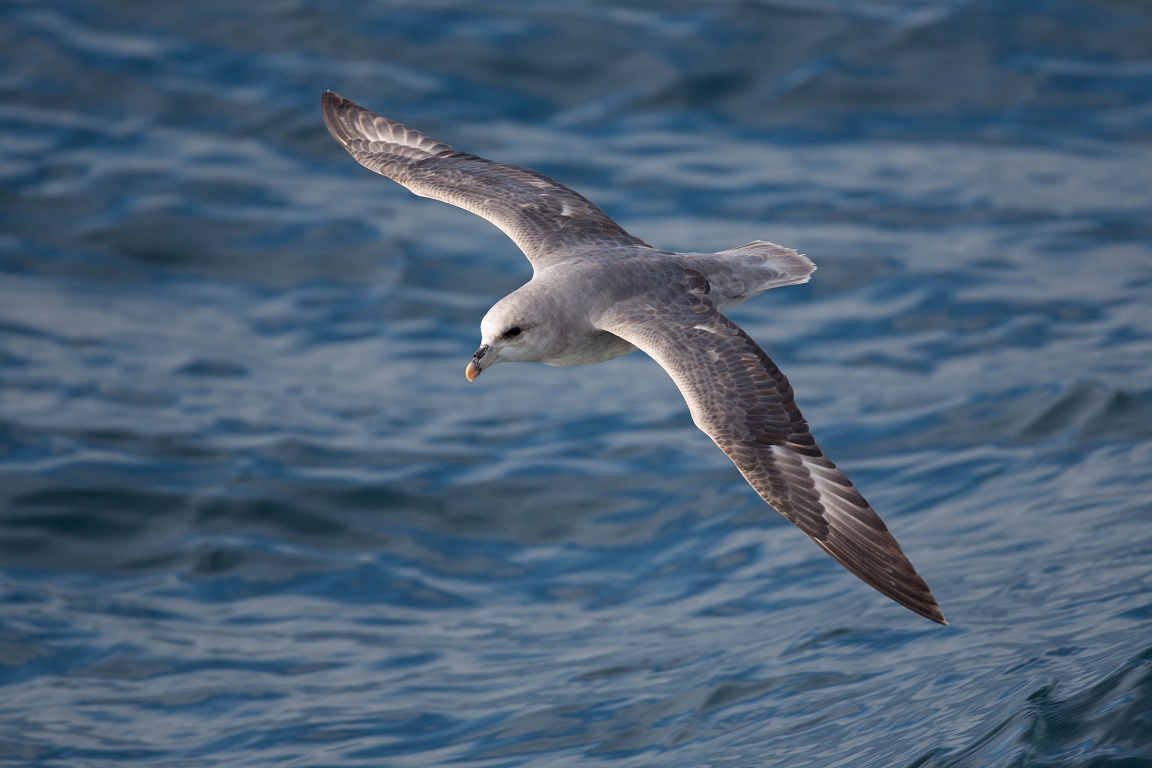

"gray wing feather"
[600, 271, 946, 624]
[321, 91, 649, 264]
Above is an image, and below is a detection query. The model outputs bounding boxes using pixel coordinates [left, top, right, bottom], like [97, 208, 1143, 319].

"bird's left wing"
[597, 270, 946, 624]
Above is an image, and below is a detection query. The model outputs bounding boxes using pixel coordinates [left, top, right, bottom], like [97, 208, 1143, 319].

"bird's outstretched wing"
[598, 270, 946, 624]
[321, 91, 649, 265]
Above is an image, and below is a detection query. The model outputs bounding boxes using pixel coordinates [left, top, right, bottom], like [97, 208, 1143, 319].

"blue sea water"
[2, 0, 1151, 765]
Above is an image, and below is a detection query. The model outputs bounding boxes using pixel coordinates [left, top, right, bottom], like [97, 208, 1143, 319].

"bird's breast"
[544, 330, 638, 367]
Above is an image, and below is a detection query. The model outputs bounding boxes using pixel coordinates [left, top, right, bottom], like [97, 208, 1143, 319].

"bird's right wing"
[321, 91, 649, 265]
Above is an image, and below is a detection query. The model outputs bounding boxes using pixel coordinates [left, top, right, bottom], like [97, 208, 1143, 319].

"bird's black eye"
[506, 326, 522, 337]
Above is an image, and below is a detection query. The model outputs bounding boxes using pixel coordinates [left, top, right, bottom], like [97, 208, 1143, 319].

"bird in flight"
[321, 91, 946, 624]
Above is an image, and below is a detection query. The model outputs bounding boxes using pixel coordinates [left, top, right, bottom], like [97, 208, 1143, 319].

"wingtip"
[903, 589, 948, 625]
[809, 527, 947, 626]
[320, 90, 360, 146]
[893, 579, 948, 625]
[924, 605, 949, 626]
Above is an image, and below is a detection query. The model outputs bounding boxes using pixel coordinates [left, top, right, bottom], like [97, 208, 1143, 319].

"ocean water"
[2, 1, 1151, 766]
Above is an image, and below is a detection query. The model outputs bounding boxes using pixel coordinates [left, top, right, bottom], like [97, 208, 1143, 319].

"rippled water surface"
[2, 1, 1152, 766]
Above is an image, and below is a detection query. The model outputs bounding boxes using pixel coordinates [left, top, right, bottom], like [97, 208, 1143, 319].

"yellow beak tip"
[465, 362, 478, 382]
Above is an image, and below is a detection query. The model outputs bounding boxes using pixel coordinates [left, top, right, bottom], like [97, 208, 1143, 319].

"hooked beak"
[465, 343, 491, 382]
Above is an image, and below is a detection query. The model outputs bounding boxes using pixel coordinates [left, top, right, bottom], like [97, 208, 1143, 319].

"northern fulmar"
[321, 91, 946, 625]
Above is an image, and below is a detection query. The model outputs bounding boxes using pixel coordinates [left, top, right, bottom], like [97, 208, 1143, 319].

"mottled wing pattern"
[321, 91, 649, 264]
[600, 271, 946, 624]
